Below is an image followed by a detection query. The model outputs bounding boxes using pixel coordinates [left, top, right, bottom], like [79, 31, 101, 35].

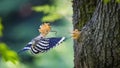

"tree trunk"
[73, 0, 120, 68]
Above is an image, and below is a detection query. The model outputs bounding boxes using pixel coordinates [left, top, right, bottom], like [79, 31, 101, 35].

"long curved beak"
[50, 30, 57, 35]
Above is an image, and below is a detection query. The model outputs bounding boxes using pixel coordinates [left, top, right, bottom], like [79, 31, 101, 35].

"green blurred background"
[0, 0, 73, 68]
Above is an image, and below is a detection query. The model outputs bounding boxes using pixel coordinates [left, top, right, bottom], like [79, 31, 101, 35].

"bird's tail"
[18, 44, 32, 54]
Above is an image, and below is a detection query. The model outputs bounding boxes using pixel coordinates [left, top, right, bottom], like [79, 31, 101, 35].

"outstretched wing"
[31, 37, 66, 54]
[48, 37, 65, 48]
[18, 37, 66, 54]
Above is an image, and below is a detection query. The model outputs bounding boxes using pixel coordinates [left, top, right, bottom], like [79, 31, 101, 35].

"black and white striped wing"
[30, 37, 65, 54]
[30, 38, 49, 54]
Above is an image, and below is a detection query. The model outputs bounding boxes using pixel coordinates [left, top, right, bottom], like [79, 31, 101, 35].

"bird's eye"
[46, 30, 49, 33]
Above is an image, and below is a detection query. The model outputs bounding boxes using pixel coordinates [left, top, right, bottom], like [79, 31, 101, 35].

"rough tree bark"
[73, 0, 120, 68]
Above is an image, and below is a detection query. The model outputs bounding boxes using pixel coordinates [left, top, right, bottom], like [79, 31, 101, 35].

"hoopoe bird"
[18, 23, 65, 54]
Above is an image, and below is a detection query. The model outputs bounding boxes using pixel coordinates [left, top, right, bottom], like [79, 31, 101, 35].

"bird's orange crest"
[38, 23, 51, 37]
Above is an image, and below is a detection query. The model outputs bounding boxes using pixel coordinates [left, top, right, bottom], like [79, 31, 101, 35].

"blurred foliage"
[32, 5, 61, 22]
[116, 0, 120, 2]
[0, 17, 3, 36]
[32, 0, 72, 22]
[0, 43, 19, 64]
[0, 0, 73, 68]
[103, 0, 120, 3]
[0, 17, 19, 64]
[103, 0, 110, 4]
[0, 0, 29, 16]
